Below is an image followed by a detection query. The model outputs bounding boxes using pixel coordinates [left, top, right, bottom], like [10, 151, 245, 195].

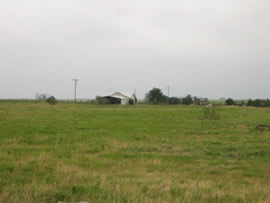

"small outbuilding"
[103, 92, 136, 105]
[194, 97, 209, 105]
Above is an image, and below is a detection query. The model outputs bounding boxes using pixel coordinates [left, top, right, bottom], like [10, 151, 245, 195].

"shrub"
[225, 98, 235, 106]
[46, 96, 57, 105]
[203, 106, 221, 120]
[129, 99, 134, 105]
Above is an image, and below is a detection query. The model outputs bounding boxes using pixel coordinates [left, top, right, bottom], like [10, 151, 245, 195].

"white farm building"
[103, 92, 136, 105]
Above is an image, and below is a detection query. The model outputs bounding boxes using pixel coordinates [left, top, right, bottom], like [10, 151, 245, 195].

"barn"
[103, 92, 136, 105]
[194, 97, 209, 105]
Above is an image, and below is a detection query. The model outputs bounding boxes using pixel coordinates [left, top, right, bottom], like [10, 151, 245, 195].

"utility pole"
[73, 79, 79, 102]
[167, 86, 170, 104]
[134, 89, 137, 104]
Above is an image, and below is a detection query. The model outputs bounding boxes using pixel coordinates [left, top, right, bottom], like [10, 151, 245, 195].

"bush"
[203, 106, 221, 120]
[225, 98, 235, 106]
[129, 99, 134, 105]
[46, 96, 57, 105]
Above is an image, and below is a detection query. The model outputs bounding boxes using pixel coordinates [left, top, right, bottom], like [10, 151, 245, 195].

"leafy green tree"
[247, 99, 254, 106]
[266, 99, 270, 107]
[181, 95, 193, 105]
[236, 100, 246, 106]
[225, 98, 235, 106]
[247, 99, 270, 107]
[169, 97, 180, 105]
[162, 95, 169, 104]
[147, 88, 166, 104]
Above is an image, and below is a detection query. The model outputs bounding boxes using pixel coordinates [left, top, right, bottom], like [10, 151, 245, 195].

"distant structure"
[103, 92, 137, 105]
[72, 79, 79, 102]
[194, 97, 209, 105]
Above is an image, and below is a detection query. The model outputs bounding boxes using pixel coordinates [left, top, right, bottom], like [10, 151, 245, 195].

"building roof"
[104, 95, 126, 100]
[104, 92, 135, 99]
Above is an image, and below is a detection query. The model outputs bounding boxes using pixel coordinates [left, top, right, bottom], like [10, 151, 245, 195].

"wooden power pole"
[73, 79, 79, 102]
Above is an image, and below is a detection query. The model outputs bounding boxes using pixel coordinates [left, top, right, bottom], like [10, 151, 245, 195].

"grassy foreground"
[0, 102, 269, 203]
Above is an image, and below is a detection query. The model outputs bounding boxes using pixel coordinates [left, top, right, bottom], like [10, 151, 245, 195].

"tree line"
[145, 88, 270, 107]
[145, 88, 200, 105]
[35, 88, 270, 107]
[225, 98, 270, 107]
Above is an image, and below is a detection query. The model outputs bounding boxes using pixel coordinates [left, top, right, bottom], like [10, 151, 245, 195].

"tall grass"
[203, 106, 221, 120]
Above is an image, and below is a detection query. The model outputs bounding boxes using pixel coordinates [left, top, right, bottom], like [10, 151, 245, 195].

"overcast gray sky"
[1, 0, 269, 99]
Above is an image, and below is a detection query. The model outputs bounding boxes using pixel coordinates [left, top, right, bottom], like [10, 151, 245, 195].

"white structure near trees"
[103, 92, 136, 105]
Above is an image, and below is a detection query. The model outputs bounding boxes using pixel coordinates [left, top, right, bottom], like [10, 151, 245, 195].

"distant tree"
[169, 97, 180, 105]
[147, 88, 166, 104]
[35, 93, 49, 101]
[254, 99, 268, 107]
[181, 95, 193, 105]
[46, 96, 57, 105]
[266, 99, 270, 107]
[162, 95, 169, 104]
[247, 99, 254, 106]
[247, 99, 270, 107]
[225, 98, 235, 106]
[236, 100, 246, 106]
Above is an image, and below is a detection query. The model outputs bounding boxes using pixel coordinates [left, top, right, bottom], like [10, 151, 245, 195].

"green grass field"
[0, 102, 269, 202]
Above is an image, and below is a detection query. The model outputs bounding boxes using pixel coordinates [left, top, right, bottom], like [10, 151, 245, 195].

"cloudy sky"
[1, 0, 269, 99]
